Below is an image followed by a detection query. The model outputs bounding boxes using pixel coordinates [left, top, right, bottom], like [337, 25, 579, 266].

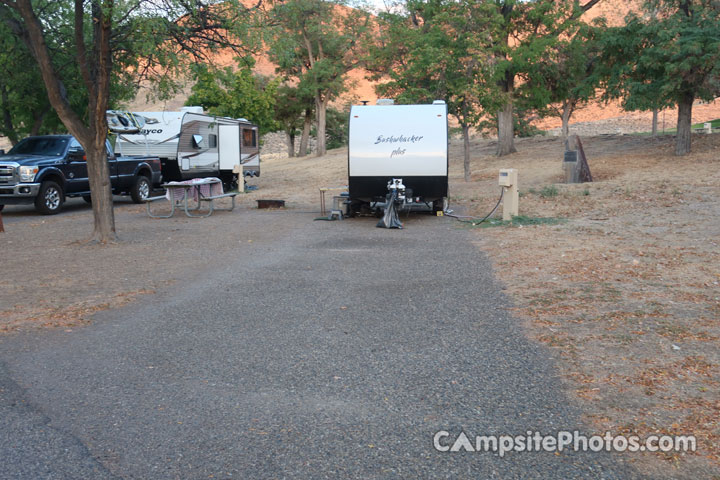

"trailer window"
[208, 134, 217, 148]
[242, 129, 257, 148]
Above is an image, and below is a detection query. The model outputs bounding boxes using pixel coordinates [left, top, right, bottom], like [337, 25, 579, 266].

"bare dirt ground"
[1, 130, 718, 477]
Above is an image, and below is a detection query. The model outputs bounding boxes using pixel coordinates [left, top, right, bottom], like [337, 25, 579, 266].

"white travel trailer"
[347, 100, 448, 216]
[114, 107, 260, 189]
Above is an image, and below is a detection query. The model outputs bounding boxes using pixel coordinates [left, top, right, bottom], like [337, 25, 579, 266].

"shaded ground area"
[0, 196, 285, 332]
[1, 212, 637, 478]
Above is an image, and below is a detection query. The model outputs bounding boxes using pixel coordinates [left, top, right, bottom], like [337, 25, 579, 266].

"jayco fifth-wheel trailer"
[114, 107, 260, 189]
[347, 101, 448, 215]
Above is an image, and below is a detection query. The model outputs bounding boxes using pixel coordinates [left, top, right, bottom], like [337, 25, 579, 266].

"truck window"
[242, 129, 256, 148]
[9, 137, 69, 156]
[69, 138, 83, 151]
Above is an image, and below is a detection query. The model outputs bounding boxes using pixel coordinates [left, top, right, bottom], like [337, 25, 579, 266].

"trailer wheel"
[348, 200, 369, 218]
[130, 175, 151, 203]
[222, 176, 239, 192]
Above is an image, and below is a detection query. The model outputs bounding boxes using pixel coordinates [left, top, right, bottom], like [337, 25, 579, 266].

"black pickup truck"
[0, 135, 161, 214]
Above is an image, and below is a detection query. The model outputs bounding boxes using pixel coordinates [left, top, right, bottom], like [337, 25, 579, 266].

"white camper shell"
[347, 101, 448, 213]
[114, 107, 260, 188]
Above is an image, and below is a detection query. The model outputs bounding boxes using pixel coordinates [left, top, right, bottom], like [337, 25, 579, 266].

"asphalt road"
[0, 212, 639, 479]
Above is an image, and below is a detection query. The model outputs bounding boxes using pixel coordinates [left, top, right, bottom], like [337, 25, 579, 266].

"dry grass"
[462, 133, 720, 478]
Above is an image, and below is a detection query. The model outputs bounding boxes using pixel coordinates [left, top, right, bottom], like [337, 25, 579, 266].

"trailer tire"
[35, 181, 64, 215]
[221, 175, 239, 192]
[348, 200, 369, 218]
[130, 175, 151, 203]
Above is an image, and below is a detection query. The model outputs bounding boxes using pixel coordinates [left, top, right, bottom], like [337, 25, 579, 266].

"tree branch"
[9, 0, 90, 142]
[75, 0, 94, 95]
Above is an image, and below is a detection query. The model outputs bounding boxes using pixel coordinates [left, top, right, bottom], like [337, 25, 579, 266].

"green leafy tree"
[490, 0, 602, 156]
[274, 84, 304, 157]
[0, 0, 254, 243]
[527, 21, 604, 141]
[369, 0, 501, 180]
[186, 60, 281, 134]
[601, 0, 720, 155]
[0, 22, 57, 144]
[273, 84, 316, 157]
[324, 106, 348, 149]
[265, 0, 371, 157]
[0, 4, 133, 144]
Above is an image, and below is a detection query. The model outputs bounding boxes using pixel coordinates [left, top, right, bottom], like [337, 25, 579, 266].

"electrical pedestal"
[499, 168, 519, 221]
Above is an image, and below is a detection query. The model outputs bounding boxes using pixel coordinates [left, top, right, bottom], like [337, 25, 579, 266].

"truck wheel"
[130, 175, 151, 203]
[35, 181, 64, 215]
[0, 204, 4, 212]
[82, 195, 92, 204]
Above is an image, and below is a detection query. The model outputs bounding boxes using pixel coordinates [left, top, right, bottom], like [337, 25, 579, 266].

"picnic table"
[145, 177, 237, 218]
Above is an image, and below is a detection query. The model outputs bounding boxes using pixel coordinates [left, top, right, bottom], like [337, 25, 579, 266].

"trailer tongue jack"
[377, 178, 405, 229]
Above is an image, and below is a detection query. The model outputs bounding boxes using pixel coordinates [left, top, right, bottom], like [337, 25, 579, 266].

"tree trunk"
[651, 109, 658, 136]
[496, 72, 516, 156]
[560, 101, 574, 142]
[496, 101, 516, 156]
[298, 109, 312, 157]
[86, 139, 117, 242]
[675, 93, 693, 156]
[315, 95, 329, 157]
[286, 131, 296, 157]
[462, 123, 471, 182]
[13, 0, 117, 243]
[1, 86, 19, 145]
[83, 0, 117, 243]
[30, 108, 49, 136]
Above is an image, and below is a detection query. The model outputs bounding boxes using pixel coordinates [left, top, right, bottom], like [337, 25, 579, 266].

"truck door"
[106, 140, 125, 189]
[65, 138, 90, 194]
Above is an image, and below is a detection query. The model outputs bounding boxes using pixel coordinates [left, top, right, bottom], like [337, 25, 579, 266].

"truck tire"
[130, 175, 151, 203]
[35, 181, 64, 215]
[82, 195, 92, 204]
[0, 204, 4, 212]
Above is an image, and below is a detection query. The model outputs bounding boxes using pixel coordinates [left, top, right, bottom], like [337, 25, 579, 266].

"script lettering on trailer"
[374, 134, 424, 158]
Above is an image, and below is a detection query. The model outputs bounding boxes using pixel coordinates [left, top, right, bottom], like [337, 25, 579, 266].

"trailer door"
[218, 124, 241, 170]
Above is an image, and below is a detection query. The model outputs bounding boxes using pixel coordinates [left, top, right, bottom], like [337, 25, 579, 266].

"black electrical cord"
[444, 188, 505, 225]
